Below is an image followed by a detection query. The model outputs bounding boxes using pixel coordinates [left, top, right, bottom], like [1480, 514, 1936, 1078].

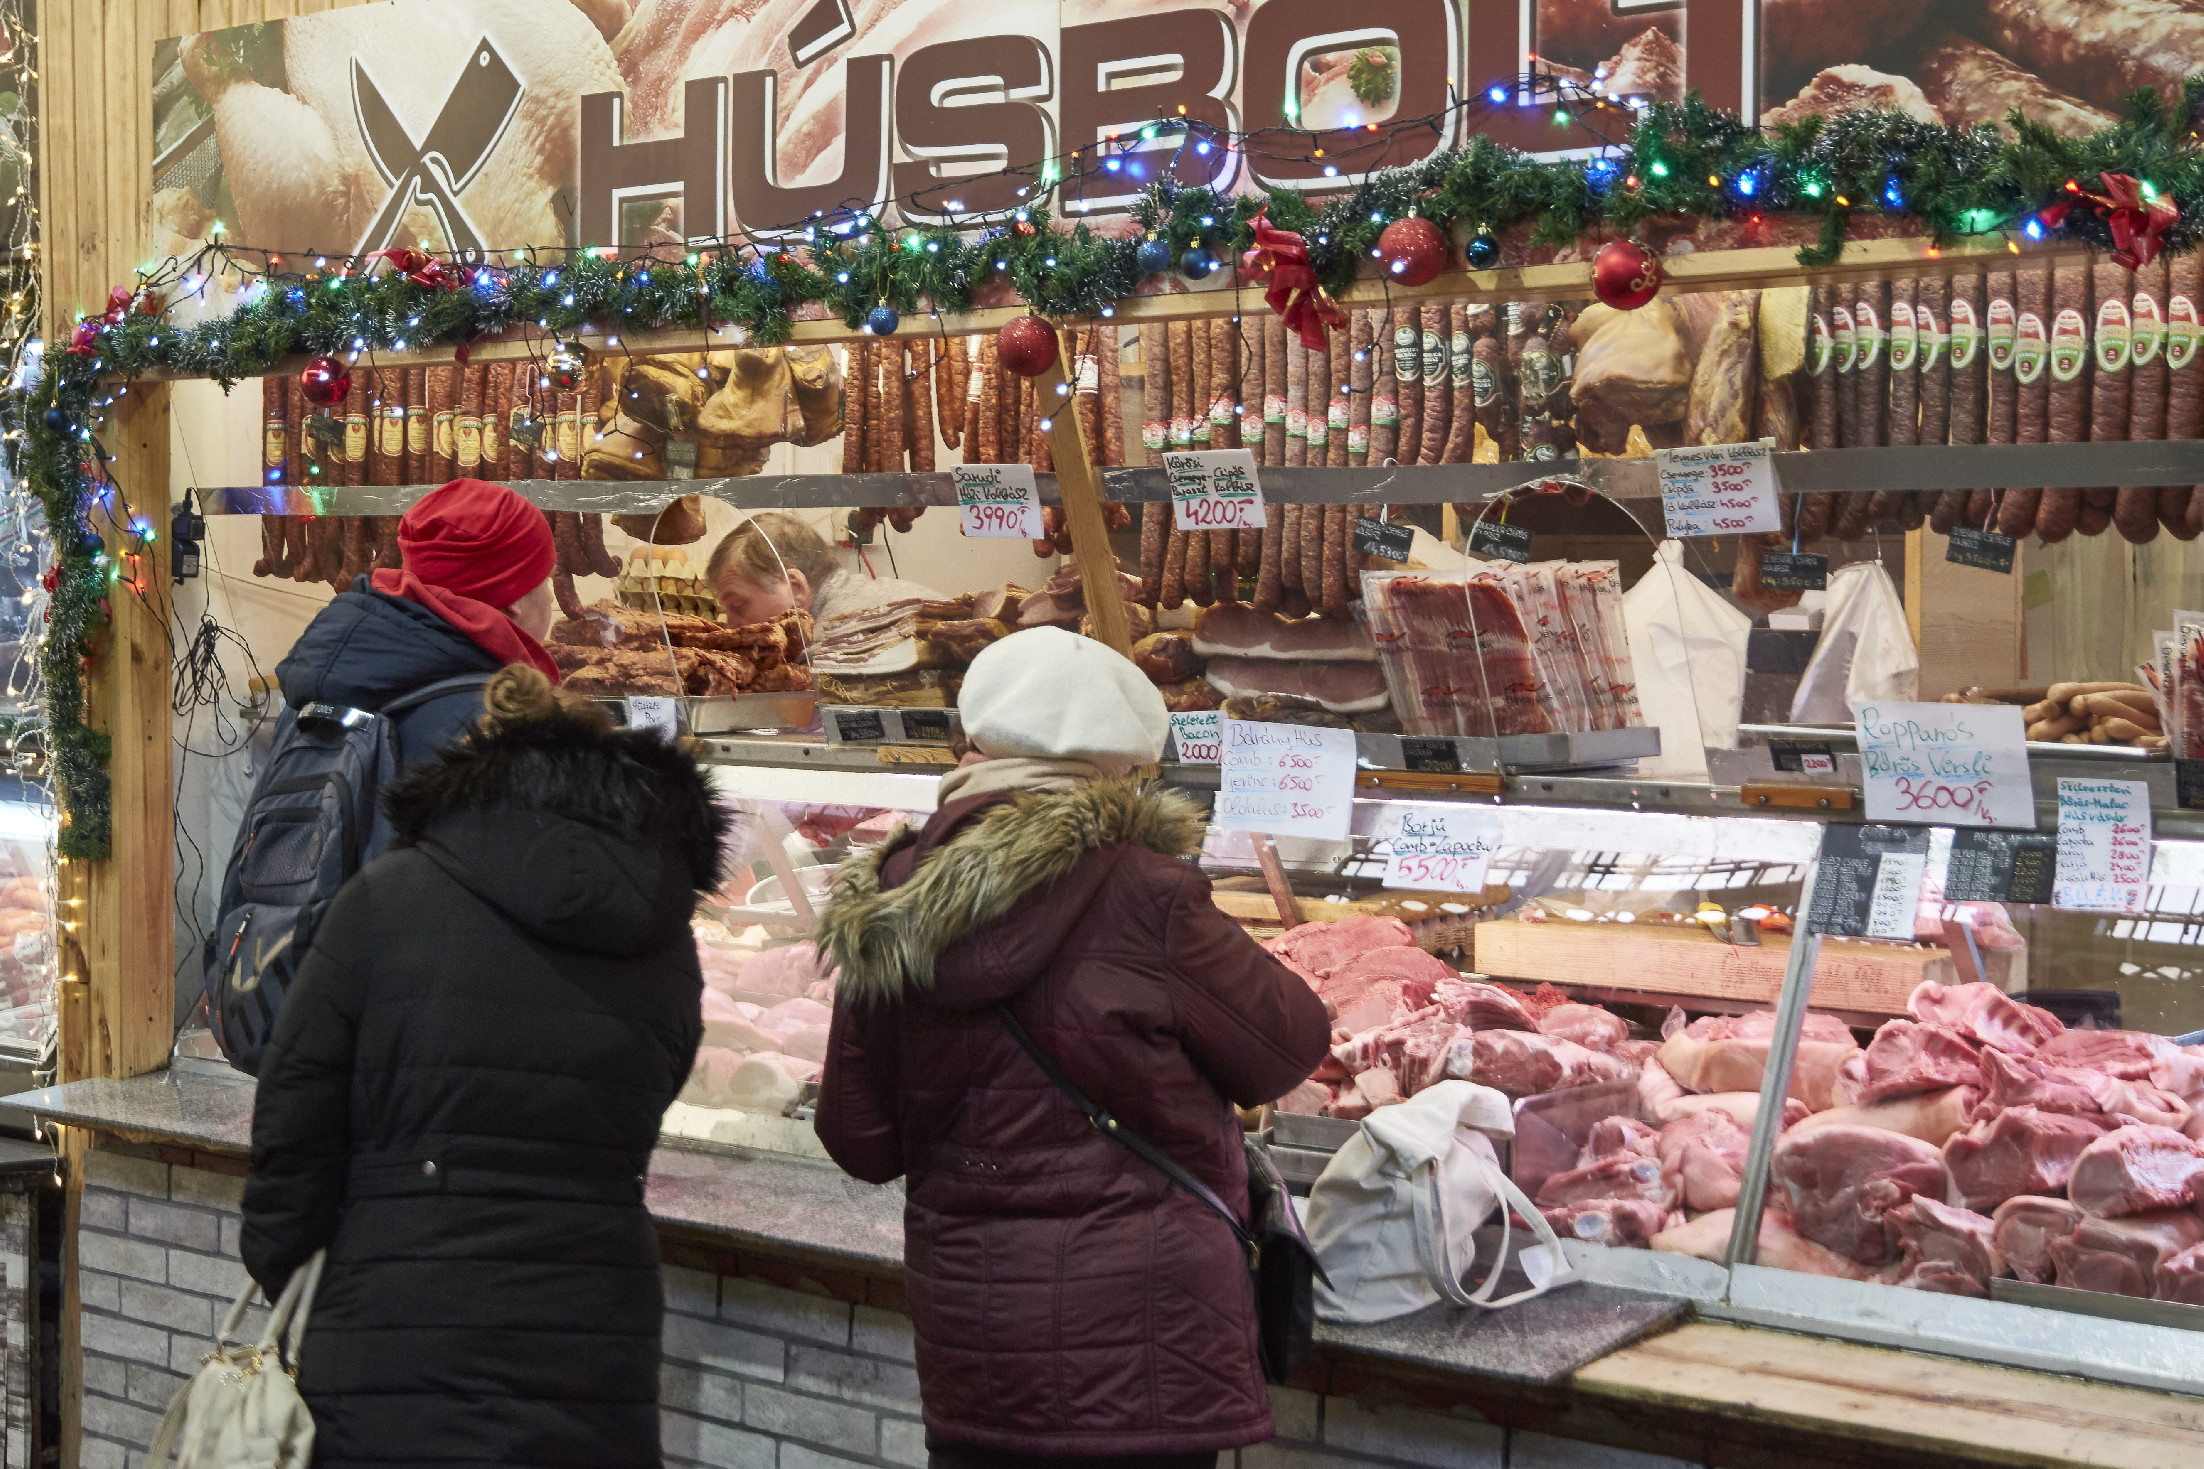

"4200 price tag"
[1163, 448, 1267, 531]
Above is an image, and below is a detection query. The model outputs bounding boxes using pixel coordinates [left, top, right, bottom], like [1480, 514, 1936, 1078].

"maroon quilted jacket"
[814, 779, 1329, 1456]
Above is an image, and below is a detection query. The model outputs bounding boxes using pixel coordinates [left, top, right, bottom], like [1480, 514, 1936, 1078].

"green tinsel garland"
[16, 82, 2204, 856]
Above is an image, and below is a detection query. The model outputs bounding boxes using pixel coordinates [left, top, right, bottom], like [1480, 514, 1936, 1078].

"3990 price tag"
[954, 463, 1044, 539]
[1163, 448, 1267, 531]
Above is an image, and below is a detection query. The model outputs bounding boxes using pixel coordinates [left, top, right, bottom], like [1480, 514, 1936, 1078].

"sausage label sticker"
[1887, 299, 1917, 373]
[1916, 301, 1946, 373]
[1449, 331, 1473, 386]
[1421, 331, 1447, 387]
[2049, 307, 2089, 384]
[1394, 327, 1421, 384]
[1808, 312, 1832, 376]
[2090, 299, 2130, 376]
[954, 463, 1044, 539]
[2130, 290, 2165, 367]
[2013, 312, 2048, 386]
[1163, 448, 1267, 531]
[2168, 296, 2200, 371]
[1831, 305, 1856, 374]
[1986, 298, 2016, 372]
[1948, 297, 1982, 371]
[1853, 301, 1884, 371]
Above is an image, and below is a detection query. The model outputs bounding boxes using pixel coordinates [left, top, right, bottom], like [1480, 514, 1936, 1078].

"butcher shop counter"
[29, 1068, 2204, 1469]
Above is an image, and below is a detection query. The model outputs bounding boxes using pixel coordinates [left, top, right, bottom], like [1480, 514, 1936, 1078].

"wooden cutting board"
[1472, 918, 1946, 1016]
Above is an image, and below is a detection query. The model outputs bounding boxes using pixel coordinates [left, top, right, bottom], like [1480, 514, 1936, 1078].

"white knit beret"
[958, 626, 1170, 768]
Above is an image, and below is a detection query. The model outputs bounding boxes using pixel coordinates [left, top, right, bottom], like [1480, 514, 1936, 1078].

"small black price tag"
[1400, 738, 1462, 774]
[1352, 516, 1416, 563]
[2177, 759, 2204, 811]
[1468, 518, 1533, 564]
[1946, 525, 2017, 574]
[1806, 824, 1931, 938]
[1943, 828, 2058, 905]
[508, 414, 545, 452]
[833, 709, 887, 743]
[899, 709, 952, 743]
[1759, 550, 1829, 592]
[1770, 739, 1838, 775]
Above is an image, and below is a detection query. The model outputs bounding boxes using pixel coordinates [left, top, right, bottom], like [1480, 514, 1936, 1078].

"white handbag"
[1304, 1081, 1578, 1324]
[146, 1251, 324, 1469]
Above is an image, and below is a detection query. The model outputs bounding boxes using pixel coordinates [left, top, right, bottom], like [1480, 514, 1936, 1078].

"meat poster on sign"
[151, 0, 2182, 268]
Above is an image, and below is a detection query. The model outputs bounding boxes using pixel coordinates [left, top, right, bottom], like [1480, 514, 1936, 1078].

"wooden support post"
[1038, 327, 1134, 658]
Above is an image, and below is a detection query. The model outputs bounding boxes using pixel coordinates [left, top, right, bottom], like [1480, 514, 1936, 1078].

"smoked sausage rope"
[1418, 304, 1451, 465]
[1349, 310, 1374, 467]
[2122, 259, 2177, 536]
[1101, 326, 1126, 468]
[1263, 316, 1289, 465]
[2167, 254, 2204, 538]
[1797, 285, 1837, 542]
[1443, 303, 1478, 464]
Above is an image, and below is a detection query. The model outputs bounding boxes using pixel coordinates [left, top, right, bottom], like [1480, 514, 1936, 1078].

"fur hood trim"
[819, 779, 1202, 1005]
[383, 710, 732, 891]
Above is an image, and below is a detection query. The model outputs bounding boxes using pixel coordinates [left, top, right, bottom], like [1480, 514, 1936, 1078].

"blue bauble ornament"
[865, 304, 900, 336]
[41, 407, 66, 432]
[1178, 246, 1219, 281]
[1136, 237, 1174, 275]
[1465, 233, 1502, 270]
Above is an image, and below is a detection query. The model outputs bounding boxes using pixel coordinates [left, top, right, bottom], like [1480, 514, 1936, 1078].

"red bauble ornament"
[1592, 240, 1662, 311]
[997, 315, 1060, 378]
[299, 356, 352, 407]
[1376, 216, 1447, 287]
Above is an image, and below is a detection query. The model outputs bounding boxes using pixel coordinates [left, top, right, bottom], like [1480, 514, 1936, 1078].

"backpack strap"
[379, 671, 496, 718]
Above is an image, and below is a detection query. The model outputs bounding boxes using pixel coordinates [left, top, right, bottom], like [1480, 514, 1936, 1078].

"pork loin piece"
[1542, 1199, 1668, 1249]
[1944, 1105, 2117, 1212]
[1470, 1030, 1633, 1098]
[2155, 1242, 2204, 1305]
[1433, 978, 1538, 1031]
[2036, 1028, 2170, 1080]
[1774, 1124, 1951, 1265]
[1889, 1197, 2004, 1297]
[1859, 1019, 1984, 1104]
[1536, 1153, 1678, 1212]
[1541, 1003, 1630, 1052]
[1329, 1006, 1445, 1075]
[1658, 1010, 1862, 1111]
[2049, 1210, 2204, 1298]
[1789, 1087, 1977, 1148]
[1991, 1196, 2083, 1285]
[1264, 915, 1415, 980]
[1322, 945, 1452, 1018]
[1977, 1046, 2118, 1117]
[1657, 1109, 1751, 1212]
[1907, 979, 2065, 1056]
[1650, 1208, 1878, 1280]
[2067, 1125, 2204, 1218]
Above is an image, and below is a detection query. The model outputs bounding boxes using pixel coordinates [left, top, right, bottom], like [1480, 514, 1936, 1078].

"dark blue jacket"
[275, 582, 503, 786]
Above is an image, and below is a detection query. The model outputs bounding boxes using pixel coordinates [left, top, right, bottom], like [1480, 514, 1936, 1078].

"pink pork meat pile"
[1644, 980, 2204, 1303]
[686, 939, 840, 1115]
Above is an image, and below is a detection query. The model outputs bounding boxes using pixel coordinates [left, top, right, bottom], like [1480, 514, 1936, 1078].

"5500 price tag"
[1163, 448, 1267, 531]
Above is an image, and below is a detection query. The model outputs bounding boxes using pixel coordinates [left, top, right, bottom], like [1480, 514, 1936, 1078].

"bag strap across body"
[996, 1003, 1256, 1261]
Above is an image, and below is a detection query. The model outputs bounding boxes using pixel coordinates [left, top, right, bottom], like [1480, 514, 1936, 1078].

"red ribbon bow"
[370, 248, 461, 290]
[101, 286, 133, 324]
[1241, 208, 1348, 350]
[65, 320, 101, 357]
[2040, 173, 2178, 270]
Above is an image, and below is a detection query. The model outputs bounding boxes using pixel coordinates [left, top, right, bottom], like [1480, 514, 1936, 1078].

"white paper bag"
[1621, 541, 1753, 776]
[1790, 560, 1918, 723]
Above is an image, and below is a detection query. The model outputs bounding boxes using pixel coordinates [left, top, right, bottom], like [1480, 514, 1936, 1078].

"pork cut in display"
[1977, 1046, 2119, 1118]
[1774, 1124, 1952, 1264]
[1318, 945, 1451, 1018]
[1535, 1152, 1679, 1212]
[1658, 1010, 1861, 1111]
[1906, 980, 2064, 1056]
[1943, 1105, 2115, 1212]
[1541, 1199, 1669, 1249]
[1992, 1196, 2083, 1285]
[1858, 1020, 1984, 1104]
[2035, 1028, 2169, 1080]
[1657, 1109, 1752, 1212]
[1888, 1197, 2004, 1297]
[1191, 604, 1380, 661]
[1540, 1003, 1631, 1052]
[1650, 1208, 1878, 1280]
[1329, 1006, 1445, 1076]
[1581, 1115, 1661, 1162]
[1363, 572, 1556, 737]
[2066, 1125, 2204, 1218]
[1265, 915, 1416, 981]
[1202, 654, 1392, 715]
[1789, 1086, 1977, 1148]
[2156, 1242, 2204, 1305]
[1433, 978, 1538, 1031]
[2049, 1211, 2204, 1299]
[1469, 1029, 1634, 1098]
[682, 1048, 822, 1114]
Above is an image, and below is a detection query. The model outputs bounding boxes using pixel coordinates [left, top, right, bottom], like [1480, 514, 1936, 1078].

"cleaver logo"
[349, 38, 525, 256]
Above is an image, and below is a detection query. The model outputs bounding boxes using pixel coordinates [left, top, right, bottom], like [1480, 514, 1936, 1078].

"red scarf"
[369, 478, 560, 681]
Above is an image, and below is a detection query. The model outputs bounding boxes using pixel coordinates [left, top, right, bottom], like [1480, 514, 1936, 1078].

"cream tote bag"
[147, 1250, 324, 1468]
[1304, 1081, 1577, 1323]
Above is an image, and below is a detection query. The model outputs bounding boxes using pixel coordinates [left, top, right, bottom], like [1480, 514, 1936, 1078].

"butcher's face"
[715, 567, 812, 626]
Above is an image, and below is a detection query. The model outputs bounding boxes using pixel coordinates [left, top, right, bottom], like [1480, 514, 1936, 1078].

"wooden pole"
[1037, 325, 1134, 658]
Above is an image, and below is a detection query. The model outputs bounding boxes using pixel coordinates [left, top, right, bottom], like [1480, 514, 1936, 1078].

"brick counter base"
[74, 1147, 1694, 1469]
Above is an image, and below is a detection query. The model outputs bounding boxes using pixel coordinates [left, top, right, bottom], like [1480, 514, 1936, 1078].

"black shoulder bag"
[997, 1003, 1325, 1383]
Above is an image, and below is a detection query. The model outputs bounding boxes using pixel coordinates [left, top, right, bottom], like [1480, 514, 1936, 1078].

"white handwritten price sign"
[2054, 777, 2153, 913]
[1169, 710, 1222, 764]
[1382, 804, 1502, 892]
[1655, 439, 1781, 538]
[1162, 448, 1268, 531]
[953, 463, 1044, 539]
[1212, 719, 1355, 841]
[626, 696, 680, 739]
[1855, 700, 2034, 829]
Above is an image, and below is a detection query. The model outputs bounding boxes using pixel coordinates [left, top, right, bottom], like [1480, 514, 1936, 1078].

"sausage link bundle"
[1443, 304, 1478, 464]
[1392, 307, 1422, 468]
[1263, 316, 1289, 465]
[1992, 270, 2042, 537]
[1370, 308, 1400, 465]
[2167, 253, 2204, 538]
[1796, 285, 1837, 542]
[1348, 311, 1374, 466]
[1254, 517, 1284, 615]
[1418, 305, 1451, 465]
[1139, 325, 1168, 465]
[1284, 332, 1308, 467]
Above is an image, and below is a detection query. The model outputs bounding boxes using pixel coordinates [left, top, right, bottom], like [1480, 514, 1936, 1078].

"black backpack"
[204, 673, 490, 1074]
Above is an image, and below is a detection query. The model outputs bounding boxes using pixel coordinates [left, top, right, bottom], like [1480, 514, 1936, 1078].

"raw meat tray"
[1356, 728, 1661, 774]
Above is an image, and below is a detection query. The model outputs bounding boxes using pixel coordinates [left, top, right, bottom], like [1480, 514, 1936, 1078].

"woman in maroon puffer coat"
[816, 628, 1330, 1469]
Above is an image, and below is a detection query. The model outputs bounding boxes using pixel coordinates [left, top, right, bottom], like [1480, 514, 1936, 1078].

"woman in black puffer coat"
[240, 665, 724, 1469]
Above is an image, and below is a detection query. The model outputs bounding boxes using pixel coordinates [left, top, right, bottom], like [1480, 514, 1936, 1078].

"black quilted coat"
[239, 698, 723, 1469]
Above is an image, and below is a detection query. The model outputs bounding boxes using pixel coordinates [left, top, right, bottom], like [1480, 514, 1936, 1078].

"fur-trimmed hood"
[818, 779, 1204, 1008]
[382, 710, 732, 957]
